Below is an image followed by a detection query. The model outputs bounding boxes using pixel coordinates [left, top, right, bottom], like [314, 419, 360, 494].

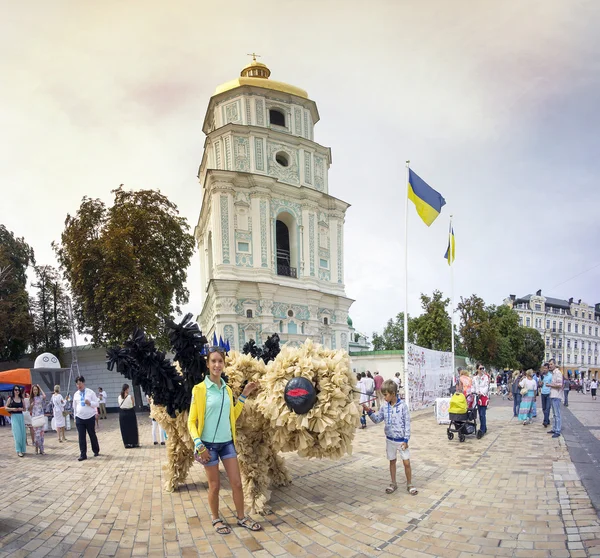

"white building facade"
[195, 58, 353, 350]
[505, 290, 600, 378]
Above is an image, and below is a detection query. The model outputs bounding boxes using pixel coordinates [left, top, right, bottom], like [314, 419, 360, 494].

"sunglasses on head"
[206, 346, 226, 354]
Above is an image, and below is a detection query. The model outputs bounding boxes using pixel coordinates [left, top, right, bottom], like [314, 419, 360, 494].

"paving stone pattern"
[1, 399, 599, 557]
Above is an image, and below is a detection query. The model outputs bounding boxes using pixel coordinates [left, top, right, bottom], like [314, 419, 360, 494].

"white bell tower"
[195, 55, 353, 350]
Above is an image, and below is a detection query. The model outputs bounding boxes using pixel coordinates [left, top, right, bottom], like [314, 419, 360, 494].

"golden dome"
[214, 56, 308, 99]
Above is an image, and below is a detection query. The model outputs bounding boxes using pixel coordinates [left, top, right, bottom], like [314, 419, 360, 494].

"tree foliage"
[30, 265, 70, 357]
[372, 312, 417, 350]
[412, 290, 453, 351]
[0, 225, 35, 361]
[457, 294, 525, 369]
[53, 186, 195, 349]
[517, 328, 545, 371]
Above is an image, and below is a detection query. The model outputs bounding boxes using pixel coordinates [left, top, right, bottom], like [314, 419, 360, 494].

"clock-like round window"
[275, 151, 290, 167]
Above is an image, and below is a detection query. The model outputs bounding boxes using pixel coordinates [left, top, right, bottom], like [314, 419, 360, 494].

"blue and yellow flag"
[444, 226, 455, 265]
[408, 169, 446, 226]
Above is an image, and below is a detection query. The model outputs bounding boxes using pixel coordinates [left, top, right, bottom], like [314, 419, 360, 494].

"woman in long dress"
[29, 384, 47, 455]
[118, 384, 139, 448]
[6, 385, 26, 457]
[518, 370, 537, 425]
[52, 385, 66, 442]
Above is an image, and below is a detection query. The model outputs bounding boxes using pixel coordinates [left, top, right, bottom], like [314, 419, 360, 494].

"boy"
[362, 380, 417, 495]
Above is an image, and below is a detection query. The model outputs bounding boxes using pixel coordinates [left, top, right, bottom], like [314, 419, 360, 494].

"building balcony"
[277, 264, 297, 278]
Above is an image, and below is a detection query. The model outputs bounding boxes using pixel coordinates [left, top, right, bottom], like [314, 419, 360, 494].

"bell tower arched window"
[269, 109, 285, 127]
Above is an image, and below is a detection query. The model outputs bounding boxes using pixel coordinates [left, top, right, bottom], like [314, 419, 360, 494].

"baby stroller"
[447, 393, 483, 442]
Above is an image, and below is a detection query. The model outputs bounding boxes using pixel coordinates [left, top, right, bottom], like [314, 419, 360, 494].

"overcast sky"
[2, 0, 600, 341]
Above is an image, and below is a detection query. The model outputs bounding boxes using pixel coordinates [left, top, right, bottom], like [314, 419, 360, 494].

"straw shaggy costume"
[107, 315, 359, 513]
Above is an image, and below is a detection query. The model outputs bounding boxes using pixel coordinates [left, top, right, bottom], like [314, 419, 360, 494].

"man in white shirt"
[548, 360, 563, 439]
[73, 376, 100, 461]
[98, 387, 108, 419]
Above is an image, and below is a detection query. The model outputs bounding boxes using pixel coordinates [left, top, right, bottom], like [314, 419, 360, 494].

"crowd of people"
[0, 377, 170, 459]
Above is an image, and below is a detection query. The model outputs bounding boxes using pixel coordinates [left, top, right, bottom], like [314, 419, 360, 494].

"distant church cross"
[247, 52, 261, 62]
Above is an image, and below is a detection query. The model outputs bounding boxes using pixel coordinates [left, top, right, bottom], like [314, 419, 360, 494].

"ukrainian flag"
[408, 169, 446, 226]
[444, 226, 455, 265]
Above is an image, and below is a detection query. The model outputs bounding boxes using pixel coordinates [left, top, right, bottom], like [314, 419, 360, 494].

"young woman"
[6, 386, 26, 457]
[118, 384, 139, 448]
[518, 370, 537, 425]
[29, 384, 47, 454]
[52, 385, 67, 442]
[188, 347, 261, 535]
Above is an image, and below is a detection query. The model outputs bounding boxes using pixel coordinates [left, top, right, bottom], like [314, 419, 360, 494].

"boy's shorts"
[386, 439, 410, 461]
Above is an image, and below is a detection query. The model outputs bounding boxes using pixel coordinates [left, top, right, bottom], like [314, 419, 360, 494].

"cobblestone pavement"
[1, 398, 599, 558]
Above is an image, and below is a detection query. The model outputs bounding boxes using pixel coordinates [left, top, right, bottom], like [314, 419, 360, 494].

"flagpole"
[450, 215, 455, 375]
[404, 160, 411, 411]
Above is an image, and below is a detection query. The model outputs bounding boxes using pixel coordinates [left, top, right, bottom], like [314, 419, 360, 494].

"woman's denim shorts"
[201, 440, 237, 467]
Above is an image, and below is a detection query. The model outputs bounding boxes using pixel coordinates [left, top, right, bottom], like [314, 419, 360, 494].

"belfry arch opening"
[275, 212, 298, 278]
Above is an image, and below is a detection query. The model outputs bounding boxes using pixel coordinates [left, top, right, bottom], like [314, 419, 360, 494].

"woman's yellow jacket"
[187, 381, 245, 443]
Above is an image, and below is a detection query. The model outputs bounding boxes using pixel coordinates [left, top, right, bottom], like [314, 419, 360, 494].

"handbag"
[478, 395, 489, 407]
[520, 386, 528, 396]
[31, 414, 46, 428]
[23, 411, 32, 425]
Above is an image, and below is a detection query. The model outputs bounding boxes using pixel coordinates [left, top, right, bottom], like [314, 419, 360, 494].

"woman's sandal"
[212, 518, 231, 535]
[385, 483, 398, 494]
[407, 484, 418, 495]
[237, 516, 262, 531]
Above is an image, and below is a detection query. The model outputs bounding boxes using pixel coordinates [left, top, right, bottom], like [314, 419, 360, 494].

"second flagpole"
[404, 160, 411, 411]
[450, 215, 455, 375]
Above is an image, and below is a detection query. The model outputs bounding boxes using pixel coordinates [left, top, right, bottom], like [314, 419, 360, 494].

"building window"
[287, 309, 294, 318]
[535, 304, 541, 311]
[589, 356, 592, 364]
[567, 355, 571, 363]
[275, 151, 290, 167]
[590, 313, 592, 320]
[575, 340, 578, 349]
[567, 339, 571, 348]
[546, 353, 549, 360]
[546, 337, 550, 345]
[519, 316, 523, 326]
[546, 320, 550, 329]
[237, 242, 250, 252]
[575, 310, 578, 317]
[559, 322, 563, 331]
[526, 317, 531, 327]
[568, 323, 571, 332]
[269, 109, 286, 127]
[319, 258, 329, 269]
[575, 324, 579, 333]
[246, 309, 253, 318]
[590, 326, 593, 335]
[552, 320, 556, 330]
[596, 328, 599, 336]
[323, 317, 329, 325]
[574, 355, 578, 364]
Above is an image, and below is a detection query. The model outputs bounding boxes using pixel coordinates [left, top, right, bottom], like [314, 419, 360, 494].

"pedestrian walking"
[98, 388, 108, 419]
[548, 359, 563, 438]
[591, 378, 598, 400]
[362, 380, 418, 496]
[118, 383, 139, 448]
[51, 385, 67, 442]
[5, 386, 26, 457]
[540, 363, 552, 428]
[563, 374, 571, 407]
[73, 376, 101, 461]
[511, 371, 523, 417]
[29, 385, 47, 455]
[374, 372, 384, 410]
[473, 364, 490, 435]
[518, 370, 536, 425]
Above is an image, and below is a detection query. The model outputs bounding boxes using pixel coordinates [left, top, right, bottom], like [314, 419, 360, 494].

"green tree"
[457, 294, 523, 369]
[517, 327, 544, 370]
[53, 186, 195, 349]
[30, 265, 70, 356]
[412, 290, 452, 351]
[0, 225, 35, 361]
[372, 312, 416, 350]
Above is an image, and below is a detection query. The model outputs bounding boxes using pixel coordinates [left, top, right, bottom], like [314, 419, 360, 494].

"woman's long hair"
[121, 384, 129, 400]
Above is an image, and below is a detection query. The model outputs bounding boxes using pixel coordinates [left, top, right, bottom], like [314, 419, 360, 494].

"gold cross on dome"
[247, 52, 261, 62]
